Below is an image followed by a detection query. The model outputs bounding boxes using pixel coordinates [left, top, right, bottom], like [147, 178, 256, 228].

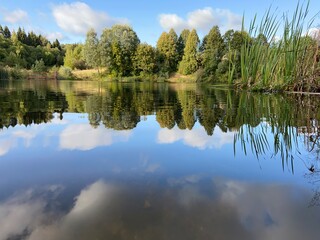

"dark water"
[0, 80, 320, 240]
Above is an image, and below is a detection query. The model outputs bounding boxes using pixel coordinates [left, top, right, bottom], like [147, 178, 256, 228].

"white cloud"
[46, 32, 65, 42]
[187, 7, 219, 31]
[59, 124, 132, 151]
[157, 126, 234, 150]
[52, 2, 129, 35]
[159, 7, 242, 33]
[3, 9, 28, 24]
[158, 14, 188, 33]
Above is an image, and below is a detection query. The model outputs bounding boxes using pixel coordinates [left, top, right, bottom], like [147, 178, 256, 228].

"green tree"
[222, 30, 252, 79]
[156, 28, 179, 73]
[64, 44, 86, 69]
[201, 26, 224, 81]
[83, 28, 100, 69]
[17, 27, 27, 44]
[178, 29, 199, 75]
[100, 25, 140, 77]
[52, 39, 62, 50]
[32, 59, 46, 72]
[223, 30, 235, 47]
[255, 33, 268, 45]
[26, 31, 40, 47]
[39, 35, 49, 47]
[3, 26, 11, 39]
[177, 29, 190, 61]
[133, 43, 157, 76]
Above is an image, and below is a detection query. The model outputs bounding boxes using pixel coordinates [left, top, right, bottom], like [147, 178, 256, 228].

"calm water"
[0, 80, 320, 240]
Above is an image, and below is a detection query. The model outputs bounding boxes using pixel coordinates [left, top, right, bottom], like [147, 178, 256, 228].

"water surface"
[0, 80, 320, 240]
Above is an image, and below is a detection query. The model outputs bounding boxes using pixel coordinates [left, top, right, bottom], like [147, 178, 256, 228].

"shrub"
[58, 66, 74, 80]
[32, 59, 47, 72]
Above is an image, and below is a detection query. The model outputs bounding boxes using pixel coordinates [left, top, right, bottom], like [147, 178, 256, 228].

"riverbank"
[71, 69, 198, 83]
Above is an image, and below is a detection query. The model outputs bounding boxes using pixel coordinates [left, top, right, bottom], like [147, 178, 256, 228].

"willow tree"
[178, 29, 199, 75]
[100, 25, 140, 77]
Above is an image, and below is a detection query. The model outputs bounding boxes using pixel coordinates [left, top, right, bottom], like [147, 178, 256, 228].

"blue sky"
[0, 0, 319, 45]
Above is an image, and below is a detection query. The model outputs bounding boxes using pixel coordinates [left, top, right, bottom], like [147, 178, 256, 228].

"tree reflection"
[0, 86, 68, 128]
[1, 81, 320, 173]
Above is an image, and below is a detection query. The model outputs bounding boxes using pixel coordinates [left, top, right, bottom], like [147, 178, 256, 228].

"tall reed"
[229, 1, 318, 91]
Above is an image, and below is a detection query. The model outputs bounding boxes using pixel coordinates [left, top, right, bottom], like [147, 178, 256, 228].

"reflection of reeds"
[230, 1, 318, 91]
[232, 92, 320, 172]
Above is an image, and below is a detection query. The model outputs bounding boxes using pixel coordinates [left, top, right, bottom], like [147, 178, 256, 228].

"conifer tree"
[178, 29, 199, 75]
[177, 29, 190, 61]
[201, 26, 224, 79]
[133, 43, 157, 76]
[3, 26, 11, 39]
[156, 29, 179, 73]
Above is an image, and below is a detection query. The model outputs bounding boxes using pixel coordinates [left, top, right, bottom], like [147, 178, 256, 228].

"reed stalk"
[230, 0, 318, 91]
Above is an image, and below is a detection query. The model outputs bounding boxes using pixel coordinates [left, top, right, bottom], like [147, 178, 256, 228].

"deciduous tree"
[100, 25, 140, 76]
[83, 28, 100, 69]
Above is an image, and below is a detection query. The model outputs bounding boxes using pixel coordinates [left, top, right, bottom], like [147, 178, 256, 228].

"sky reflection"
[1, 178, 319, 240]
[158, 125, 234, 149]
[59, 123, 132, 151]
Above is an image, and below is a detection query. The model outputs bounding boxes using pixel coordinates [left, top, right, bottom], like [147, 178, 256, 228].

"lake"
[0, 80, 320, 240]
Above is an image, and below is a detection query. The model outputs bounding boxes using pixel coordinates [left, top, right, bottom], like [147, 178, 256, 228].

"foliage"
[32, 59, 47, 72]
[0, 66, 27, 80]
[156, 29, 179, 73]
[64, 44, 86, 70]
[58, 66, 74, 80]
[83, 29, 100, 69]
[229, 1, 319, 91]
[0, 25, 64, 70]
[133, 43, 157, 76]
[178, 29, 200, 75]
[99, 25, 140, 77]
[177, 29, 190, 61]
[200, 26, 225, 82]
[0, 3, 319, 92]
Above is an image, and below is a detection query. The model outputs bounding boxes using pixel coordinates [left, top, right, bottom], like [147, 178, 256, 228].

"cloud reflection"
[59, 124, 132, 151]
[0, 185, 63, 240]
[157, 126, 234, 149]
[0, 128, 38, 156]
[1, 178, 319, 240]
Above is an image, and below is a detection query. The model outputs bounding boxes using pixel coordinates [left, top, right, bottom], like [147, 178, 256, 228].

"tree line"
[0, 25, 64, 71]
[64, 24, 253, 82]
[69, 3, 320, 90]
[1, 11, 318, 88]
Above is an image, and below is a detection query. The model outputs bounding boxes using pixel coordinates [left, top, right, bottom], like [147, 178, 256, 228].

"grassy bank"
[67, 68, 198, 83]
